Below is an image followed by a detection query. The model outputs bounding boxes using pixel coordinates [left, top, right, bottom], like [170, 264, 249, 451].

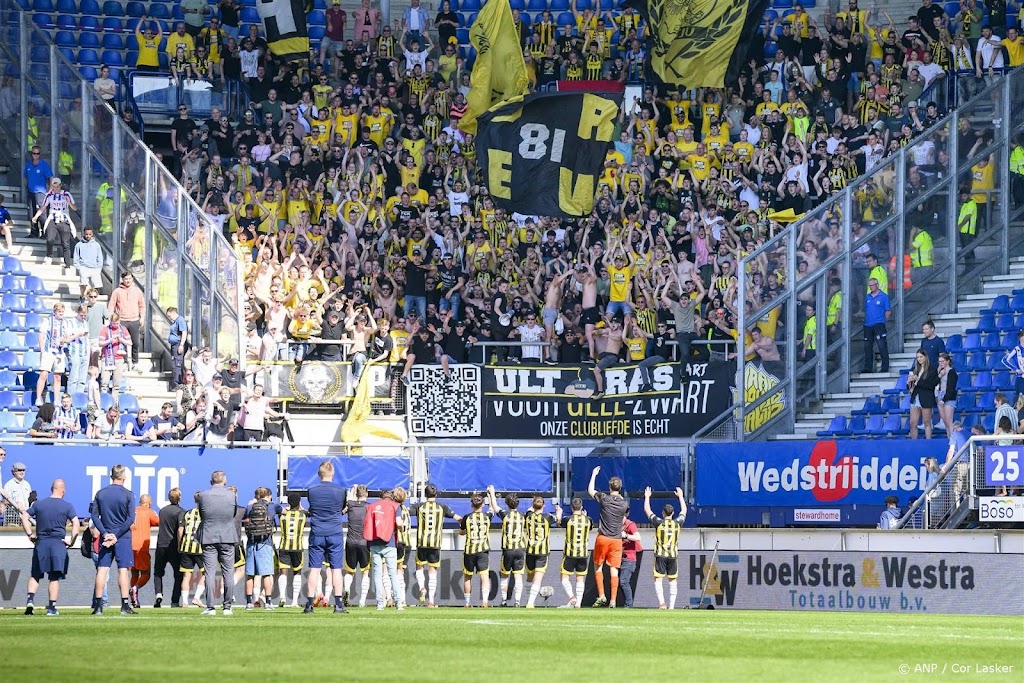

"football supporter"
[643, 486, 688, 610]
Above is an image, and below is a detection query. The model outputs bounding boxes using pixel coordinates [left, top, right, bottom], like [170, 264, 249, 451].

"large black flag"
[477, 92, 619, 218]
[623, 0, 770, 88]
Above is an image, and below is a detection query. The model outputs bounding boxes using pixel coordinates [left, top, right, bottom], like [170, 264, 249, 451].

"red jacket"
[364, 498, 399, 544]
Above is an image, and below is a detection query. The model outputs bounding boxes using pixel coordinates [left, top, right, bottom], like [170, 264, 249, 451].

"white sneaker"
[376, 604, 386, 611]
[222, 607, 233, 616]
[200, 608, 216, 616]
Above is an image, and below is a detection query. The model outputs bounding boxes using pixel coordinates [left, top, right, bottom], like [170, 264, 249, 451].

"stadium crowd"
[12, 0, 1024, 423]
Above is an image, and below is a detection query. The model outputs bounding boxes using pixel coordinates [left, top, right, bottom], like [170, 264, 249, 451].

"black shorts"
[153, 546, 179, 578]
[561, 556, 588, 574]
[500, 549, 525, 575]
[345, 544, 370, 572]
[525, 554, 548, 573]
[277, 549, 304, 571]
[416, 547, 441, 567]
[581, 306, 600, 326]
[234, 544, 246, 568]
[654, 556, 678, 579]
[396, 543, 410, 567]
[463, 551, 489, 575]
[179, 553, 203, 573]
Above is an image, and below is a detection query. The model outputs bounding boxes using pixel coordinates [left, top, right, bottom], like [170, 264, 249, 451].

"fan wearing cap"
[439, 312, 475, 379]
[2, 460, 31, 515]
[400, 320, 442, 386]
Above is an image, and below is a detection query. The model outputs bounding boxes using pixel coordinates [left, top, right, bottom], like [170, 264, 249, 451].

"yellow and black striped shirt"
[423, 113, 443, 143]
[524, 510, 554, 556]
[178, 507, 202, 555]
[498, 509, 526, 550]
[635, 306, 657, 336]
[565, 62, 583, 81]
[376, 35, 398, 60]
[585, 53, 603, 80]
[278, 508, 307, 552]
[396, 504, 411, 547]
[649, 513, 683, 558]
[461, 510, 492, 554]
[563, 513, 592, 558]
[412, 500, 453, 549]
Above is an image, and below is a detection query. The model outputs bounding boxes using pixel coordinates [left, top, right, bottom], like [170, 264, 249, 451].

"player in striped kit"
[409, 484, 459, 608]
[176, 492, 205, 607]
[276, 492, 307, 608]
[486, 485, 526, 607]
[36, 303, 70, 406]
[30, 177, 77, 267]
[523, 496, 558, 608]
[643, 486, 687, 609]
[556, 498, 592, 608]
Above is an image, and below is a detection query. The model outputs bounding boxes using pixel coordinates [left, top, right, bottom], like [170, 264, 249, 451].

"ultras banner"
[478, 361, 734, 439]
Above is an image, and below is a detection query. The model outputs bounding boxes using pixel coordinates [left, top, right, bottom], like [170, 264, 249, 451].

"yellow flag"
[461, 0, 529, 135]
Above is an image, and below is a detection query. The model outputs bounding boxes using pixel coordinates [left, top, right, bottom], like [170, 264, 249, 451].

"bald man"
[129, 494, 160, 608]
[23, 480, 80, 616]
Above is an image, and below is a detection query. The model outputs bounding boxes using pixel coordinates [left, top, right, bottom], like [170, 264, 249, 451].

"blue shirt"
[920, 336, 946, 368]
[168, 317, 188, 345]
[864, 290, 891, 327]
[27, 497, 77, 539]
[0, 205, 11, 225]
[24, 159, 53, 193]
[92, 484, 134, 540]
[879, 507, 900, 529]
[306, 482, 347, 536]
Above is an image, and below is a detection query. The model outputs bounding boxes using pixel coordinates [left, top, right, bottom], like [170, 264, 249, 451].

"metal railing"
[734, 65, 1024, 441]
[0, 5, 246, 368]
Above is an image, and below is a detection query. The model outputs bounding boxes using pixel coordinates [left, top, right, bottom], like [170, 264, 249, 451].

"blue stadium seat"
[0, 369, 19, 390]
[945, 333, 962, 352]
[79, 31, 100, 48]
[124, 32, 139, 51]
[447, 0, 458, 9]
[101, 33, 123, 50]
[142, 2, 166, 19]
[24, 275, 53, 295]
[976, 391, 996, 411]
[966, 351, 987, 371]
[79, 64, 97, 79]
[881, 414, 902, 435]
[0, 311, 27, 332]
[951, 350, 967, 368]
[32, 0, 54, 10]
[854, 415, 884, 436]
[118, 393, 139, 413]
[125, 0, 145, 16]
[29, 64, 49, 82]
[838, 416, 864, 437]
[961, 413, 978, 430]
[308, 25, 325, 41]
[460, 0, 481, 10]
[995, 313, 1016, 331]
[56, 14, 77, 29]
[101, 17, 124, 32]
[574, 0, 592, 9]
[851, 395, 880, 415]
[456, 27, 469, 43]
[773, 0, 794, 7]
[967, 314, 996, 334]
[962, 332, 981, 350]
[764, 41, 778, 59]
[0, 331, 28, 352]
[986, 353, 1006, 370]
[0, 351, 26, 372]
[71, 391, 89, 409]
[1000, 331, 1017, 350]
[896, 394, 912, 414]
[30, 44, 49, 62]
[240, 7, 259, 24]
[980, 294, 1010, 316]
[171, 4, 183, 19]
[816, 415, 846, 437]
[2, 256, 28, 275]
[79, 0, 99, 12]
[55, 0, 75, 10]
[549, 0, 570, 9]
[992, 371, 1013, 391]
[882, 374, 907, 395]
[983, 415, 995, 433]
[77, 47, 100, 65]
[59, 47, 75, 62]
[117, 413, 135, 432]
[1010, 293, 1024, 312]
[520, 12, 532, 25]
[79, 16, 99, 32]
[32, 13, 55, 28]
[982, 333, 1002, 350]
[525, 0, 544, 11]
[1016, 313, 1024, 329]
[955, 393, 975, 412]
[55, 28, 76, 47]
[23, 351, 40, 370]
[25, 312, 45, 331]
[1, 274, 23, 293]
[101, 49, 124, 66]
[308, 9, 325, 26]
[99, 392, 115, 412]
[0, 390, 27, 411]
[880, 395, 899, 413]
[0, 412, 21, 434]
[970, 371, 992, 392]
[556, 11, 574, 26]
[102, 0, 123, 15]
[1, 293, 26, 312]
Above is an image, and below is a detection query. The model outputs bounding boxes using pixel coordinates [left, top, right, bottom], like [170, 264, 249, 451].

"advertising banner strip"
[696, 439, 941, 506]
[1, 444, 278, 516]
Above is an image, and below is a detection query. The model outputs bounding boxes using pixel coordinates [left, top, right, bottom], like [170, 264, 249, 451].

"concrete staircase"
[778, 254, 1024, 440]
[1, 192, 175, 416]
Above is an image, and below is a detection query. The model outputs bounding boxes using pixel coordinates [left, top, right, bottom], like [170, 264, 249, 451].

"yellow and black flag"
[257, 0, 311, 62]
[462, 0, 530, 135]
[477, 92, 618, 218]
[623, 0, 769, 88]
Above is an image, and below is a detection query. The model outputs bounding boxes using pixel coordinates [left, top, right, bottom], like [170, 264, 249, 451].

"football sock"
[26, 592, 35, 604]
[395, 568, 406, 604]
[359, 573, 370, 605]
[415, 568, 426, 595]
[654, 578, 665, 606]
[561, 576, 573, 599]
[528, 580, 541, 606]
[594, 569, 605, 599]
[513, 578, 524, 605]
[610, 576, 619, 605]
[277, 575, 286, 602]
[499, 577, 510, 602]
[291, 576, 301, 605]
[343, 573, 353, 596]
[427, 571, 438, 604]
[574, 578, 585, 605]
[669, 581, 678, 609]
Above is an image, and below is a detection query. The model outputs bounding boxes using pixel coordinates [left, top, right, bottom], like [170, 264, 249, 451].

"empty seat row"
[817, 412, 996, 439]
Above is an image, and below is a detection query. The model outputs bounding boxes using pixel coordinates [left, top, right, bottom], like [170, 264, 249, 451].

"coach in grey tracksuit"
[198, 471, 240, 612]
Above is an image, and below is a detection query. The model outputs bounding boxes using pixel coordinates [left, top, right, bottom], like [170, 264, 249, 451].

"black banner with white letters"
[477, 92, 619, 217]
[479, 361, 735, 439]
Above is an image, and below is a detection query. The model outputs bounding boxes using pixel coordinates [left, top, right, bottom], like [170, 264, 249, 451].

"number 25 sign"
[984, 447, 1023, 487]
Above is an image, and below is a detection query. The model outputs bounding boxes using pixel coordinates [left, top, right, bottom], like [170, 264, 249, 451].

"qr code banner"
[408, 365, 482, 437]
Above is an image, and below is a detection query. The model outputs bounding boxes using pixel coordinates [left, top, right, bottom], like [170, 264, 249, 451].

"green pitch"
[2, 608, 1021, 682]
